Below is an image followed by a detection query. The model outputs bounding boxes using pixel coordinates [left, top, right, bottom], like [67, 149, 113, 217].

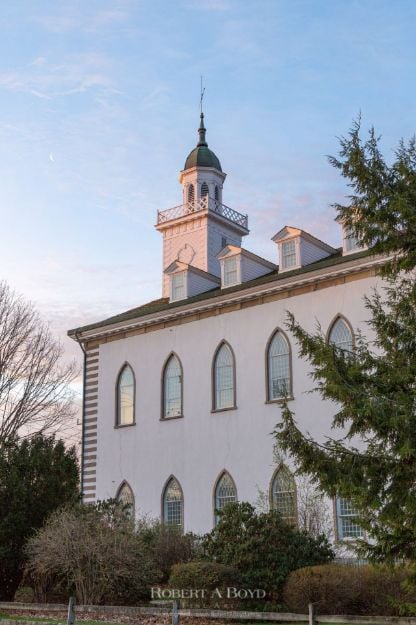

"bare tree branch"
[0, 282, 78, 445]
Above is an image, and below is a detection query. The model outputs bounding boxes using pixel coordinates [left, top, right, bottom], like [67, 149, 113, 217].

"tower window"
[201, 182, 209, 197]
[215, 185, 219, 201]
[188, 184, 195, 204]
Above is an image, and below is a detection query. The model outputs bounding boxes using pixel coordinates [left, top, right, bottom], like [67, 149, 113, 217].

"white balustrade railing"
[157, 197, 248, 230]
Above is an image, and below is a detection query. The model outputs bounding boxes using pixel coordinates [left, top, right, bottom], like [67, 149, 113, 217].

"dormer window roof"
[271, 226, 337, 273]
[164, 260, 220, 303]
[217, 245, 276, 289]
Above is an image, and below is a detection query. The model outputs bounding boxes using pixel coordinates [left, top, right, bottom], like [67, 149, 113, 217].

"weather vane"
[200, 76, 205, 114]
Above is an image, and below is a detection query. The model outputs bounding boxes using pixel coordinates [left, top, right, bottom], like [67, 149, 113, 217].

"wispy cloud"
[33, 5, 129, 34]
[0, 53, 119, 100]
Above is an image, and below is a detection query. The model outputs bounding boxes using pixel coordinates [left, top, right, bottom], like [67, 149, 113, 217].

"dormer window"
[281, 239, 298, 269]
[223, 256, 239, 287]
[171, 272, 186, 301]
[343, 225, 361, 254]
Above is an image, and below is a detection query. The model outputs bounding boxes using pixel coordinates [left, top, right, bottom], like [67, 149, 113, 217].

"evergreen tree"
[274, 120, 416, 564]
[0, 435, 79, 600]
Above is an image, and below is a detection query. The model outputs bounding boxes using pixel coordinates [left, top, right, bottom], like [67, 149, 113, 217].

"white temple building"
[69, 112, 384, 542]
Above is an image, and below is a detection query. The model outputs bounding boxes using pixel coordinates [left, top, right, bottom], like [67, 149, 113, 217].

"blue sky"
[1, 0, 415, 369]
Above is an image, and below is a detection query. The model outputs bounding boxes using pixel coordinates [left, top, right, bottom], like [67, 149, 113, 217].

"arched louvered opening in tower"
[201, 182, 209, 198]
[188, 184, 195, 204]
[214, 185, 219, 202]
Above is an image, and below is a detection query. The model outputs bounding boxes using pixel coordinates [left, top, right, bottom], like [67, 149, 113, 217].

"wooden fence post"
[172, 600, 180, 625]
[67, 596, 76, 625]
[308, 602, 316, 625]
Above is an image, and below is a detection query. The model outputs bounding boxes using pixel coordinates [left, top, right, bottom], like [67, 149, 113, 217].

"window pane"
[164, 478, 183, 529]
[224, 257, 238, 286]
[268, 333, 290, 399]
[336, 497, 363, 539]
[215, 473, 237, 524]
[164, 356, 182, 417]
[116, 483, 134, 518]
[329, 319, 353, 352]
[282, 240, 297, 269]
[172, 273, 185, 301]
[118, 365, 134, 425]
[272, 466, 297, 524]
[344, 226, 359, 252]
[215, 344, 235, 409]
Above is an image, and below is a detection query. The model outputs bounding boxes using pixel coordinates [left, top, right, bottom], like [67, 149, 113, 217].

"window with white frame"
[163, 477, 183, 530]
[281, 239, 298, 269]
[267, 331, 291, 400]
[116, 364, 135, 426]
[171, 272, 186, 301]
[163, 354, 182, 418]
[223, 256, 238, 287]
[344, 225, 360, 253]
[213, 343, 235, 410]
[329, 318, 353, 352]
[214, 472, 237, 525]
[335, 496, 364, 539]
[271, 465, 297, 525]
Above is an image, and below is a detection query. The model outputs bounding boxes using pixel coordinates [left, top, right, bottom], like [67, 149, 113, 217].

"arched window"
[162, 354, 183, 418]
[163, 477, 183, 530]
[116, 481, 135, 518]
[201, 182, 209, 197]
[116, 364, 135, 426]
[271, 465, 297, 525]
[188, 184, 195, 204]
[213, 342, 236, 410]
[328, 317, 353, 352]
[267, 330, 291, 400]
[214, 185, 219, 201]
[214, 471, 237, 525]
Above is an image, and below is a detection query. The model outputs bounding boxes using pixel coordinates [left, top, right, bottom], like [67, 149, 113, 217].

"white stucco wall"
[92, 272, 379, 535]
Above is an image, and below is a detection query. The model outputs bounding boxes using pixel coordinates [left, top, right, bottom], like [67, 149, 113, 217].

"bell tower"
[155, 113, 249, 297]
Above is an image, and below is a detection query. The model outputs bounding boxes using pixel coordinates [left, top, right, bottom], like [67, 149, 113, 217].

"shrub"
[169, 561, 241, 607]
[283, 563, 416, 616]
[201, 502, 334, 600]
[25, 502, 160, 605]
[138, 520, 198, 582]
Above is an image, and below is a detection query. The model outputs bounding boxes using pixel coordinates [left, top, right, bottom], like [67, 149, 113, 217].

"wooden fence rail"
[1, 601, 416, 625]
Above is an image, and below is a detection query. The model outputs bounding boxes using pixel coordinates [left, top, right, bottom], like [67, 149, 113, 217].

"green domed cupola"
[184, 113, 222, 172]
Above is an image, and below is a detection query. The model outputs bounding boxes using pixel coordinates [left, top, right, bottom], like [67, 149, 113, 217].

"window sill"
[114, 422, 136, 429]
[211, 406, 238, 414]
[265, 396, 294, 405]
[160, 414, 184, 421]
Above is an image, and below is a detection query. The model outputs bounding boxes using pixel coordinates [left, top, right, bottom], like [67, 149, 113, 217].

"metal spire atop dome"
[198, 77, 207, 147]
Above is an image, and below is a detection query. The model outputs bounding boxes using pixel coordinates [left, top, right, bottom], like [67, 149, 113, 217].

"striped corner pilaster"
[82, 346, 99, 503]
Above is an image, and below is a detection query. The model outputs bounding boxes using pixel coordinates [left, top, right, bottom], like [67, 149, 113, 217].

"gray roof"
[68, 248, 372, 338]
